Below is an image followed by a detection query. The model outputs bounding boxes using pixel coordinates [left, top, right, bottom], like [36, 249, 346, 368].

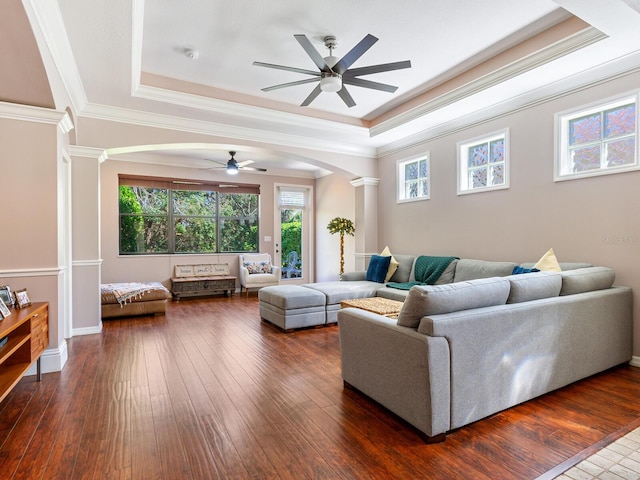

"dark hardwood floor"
[1, 294, 639, 479]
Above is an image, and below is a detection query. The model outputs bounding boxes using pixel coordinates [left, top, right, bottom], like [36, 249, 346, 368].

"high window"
[457, 129, 509, 195]
[119, 175, 259, 255]
[397, 155, 430, 203]
[555, 94, 638, 181]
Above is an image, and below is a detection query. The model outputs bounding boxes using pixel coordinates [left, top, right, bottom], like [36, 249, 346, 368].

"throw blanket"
[111, 283, 155, 306]
[387, 256, 458, 290]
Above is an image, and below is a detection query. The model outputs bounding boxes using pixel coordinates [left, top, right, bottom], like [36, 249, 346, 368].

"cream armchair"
[238, 253, 280, 296]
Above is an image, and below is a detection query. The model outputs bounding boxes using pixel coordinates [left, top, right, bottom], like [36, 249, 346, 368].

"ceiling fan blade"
[252, 61, 320, 77]
[337, 86, 356, 108]
[301, 84, 323, 106]
[261, 77, 320, 92]
[344, 60, 412, 77]
[237, 160, 254, 167]
[343, 77, 398, 93]
[294, 34, 329, 71]
[242, 166, 267, 172]
[333, 34, 378, 74]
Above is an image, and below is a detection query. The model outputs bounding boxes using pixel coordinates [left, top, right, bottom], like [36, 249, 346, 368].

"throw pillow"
[244, 261, 272, 274]
[380, 246, 399, 282]
[512, 266, 540, 275]
[366, 255, 392, 283]
[533, 248, 562, 272]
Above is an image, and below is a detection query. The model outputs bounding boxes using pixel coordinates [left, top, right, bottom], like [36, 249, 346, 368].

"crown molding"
[0, 101, 68, 125]
[22, 0, 88, 115]
[370, 26, 607, 139]
[133, 84, 371, 142]
[80, 103, 377, 158]
[377, 50, 640, 158]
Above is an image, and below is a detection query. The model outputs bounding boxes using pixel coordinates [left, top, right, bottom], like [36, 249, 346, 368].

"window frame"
[396, 153, 431, 203]
[554, 92, 639, 182]
[118, 176, 260, 256]
[457, 128, 509, 195]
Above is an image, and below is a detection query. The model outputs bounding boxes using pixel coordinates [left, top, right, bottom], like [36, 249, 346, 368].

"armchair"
[239, 253, 280, 296]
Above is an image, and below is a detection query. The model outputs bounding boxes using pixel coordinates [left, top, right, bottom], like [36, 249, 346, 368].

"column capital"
[350, 177, 379, 187]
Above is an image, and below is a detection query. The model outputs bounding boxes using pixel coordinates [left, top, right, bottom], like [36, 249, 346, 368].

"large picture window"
[555, 93, 638, 181]
[119, 176, 259, 255]
[457, 129, 509, 195]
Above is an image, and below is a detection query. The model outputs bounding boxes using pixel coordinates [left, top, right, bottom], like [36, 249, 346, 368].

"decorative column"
[350, 177, 379, 271]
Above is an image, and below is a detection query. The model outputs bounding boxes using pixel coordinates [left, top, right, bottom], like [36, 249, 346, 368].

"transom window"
[397, 155, 430, 203]
[119, 175, 259, 255]
[555, 94, 638, 181]
[457, 129, 509, 195]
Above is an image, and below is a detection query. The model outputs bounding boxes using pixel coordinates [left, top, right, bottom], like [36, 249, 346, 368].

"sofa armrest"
[338, 308, 451, 438]
[341, 271, 366, 281]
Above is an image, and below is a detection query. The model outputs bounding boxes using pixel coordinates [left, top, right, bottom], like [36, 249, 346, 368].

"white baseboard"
[72, 322, 103, 337]
[629, 356, 640, 368]
[25, 341, 69, 376]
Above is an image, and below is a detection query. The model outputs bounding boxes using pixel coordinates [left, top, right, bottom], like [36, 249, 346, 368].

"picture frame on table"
[14, 288, 31, 309]
[0, 297, 11, 319]
[0, 285, 13, 307]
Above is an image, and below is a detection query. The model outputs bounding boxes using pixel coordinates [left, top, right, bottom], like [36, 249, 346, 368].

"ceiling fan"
[253, 34, 411, 108]
[205, 151, 267, 175]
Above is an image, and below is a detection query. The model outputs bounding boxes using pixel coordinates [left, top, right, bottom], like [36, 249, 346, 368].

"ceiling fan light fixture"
[226, 163, 239, 175]
[320, 73, 342, 93]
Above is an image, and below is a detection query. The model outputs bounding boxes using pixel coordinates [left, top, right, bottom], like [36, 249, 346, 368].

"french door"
[275, 185, 313, 283]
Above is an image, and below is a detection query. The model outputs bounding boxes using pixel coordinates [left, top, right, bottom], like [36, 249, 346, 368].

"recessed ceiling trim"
[0, 101, 69, 125]
[370, 26, 607, 138]
[133, 83, 371, 141]
[80, 103, 376, 158]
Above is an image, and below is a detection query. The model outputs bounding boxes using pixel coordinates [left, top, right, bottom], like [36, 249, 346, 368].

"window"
[457, 129, 509, 195]
[555, 94, 638, 181]
[397, 155, 430, 202]
[119, 176, 259, 255]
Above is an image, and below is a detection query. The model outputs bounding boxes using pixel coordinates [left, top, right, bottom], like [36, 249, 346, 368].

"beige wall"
[100, 157, 316, 287]
[315, 174, 357, 281]
[378, 70, 640, 355]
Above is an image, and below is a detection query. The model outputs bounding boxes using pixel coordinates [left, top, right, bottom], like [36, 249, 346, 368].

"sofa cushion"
[389, 255, 416, 283]
[533, 248, 562, 272]
[520, 262, 593, 271]
[303, 281, 381, 304]
[380, 246, 400, 282]
[397, 277, 511, 328]
[366, 255, 392, 283]
[453, 259, 518, 282]
[258, 285, 326, 309]
[560, 266, 615, 296]
[506, 271, 562, 304]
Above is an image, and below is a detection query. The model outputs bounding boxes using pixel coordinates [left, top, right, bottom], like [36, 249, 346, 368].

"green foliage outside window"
[119, 186, 258, 254]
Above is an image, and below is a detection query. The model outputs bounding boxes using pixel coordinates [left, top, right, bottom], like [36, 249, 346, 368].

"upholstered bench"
[101, 282, 171, 319]
[258, 285, 326, 331]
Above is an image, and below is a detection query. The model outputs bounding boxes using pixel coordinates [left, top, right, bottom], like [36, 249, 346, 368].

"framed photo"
[0, 285, 13, 307]
[14, 289, 31, 309]
[0, 297, 10, 319]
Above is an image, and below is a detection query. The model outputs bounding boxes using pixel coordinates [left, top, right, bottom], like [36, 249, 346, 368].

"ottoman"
[258, 285, 326, 331]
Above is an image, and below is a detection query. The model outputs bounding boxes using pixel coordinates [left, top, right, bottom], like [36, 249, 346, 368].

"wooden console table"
[0, 302, 49, 403]
[171, 275, 237, 300]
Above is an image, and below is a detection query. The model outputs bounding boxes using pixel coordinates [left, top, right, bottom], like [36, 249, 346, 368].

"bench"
[170, 264, 237, 300]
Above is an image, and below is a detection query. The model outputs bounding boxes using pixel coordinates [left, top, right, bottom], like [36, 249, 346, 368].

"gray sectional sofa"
[259, 254, 633, 442]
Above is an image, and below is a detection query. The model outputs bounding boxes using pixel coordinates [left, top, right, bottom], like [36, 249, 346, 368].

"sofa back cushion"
[388, 254, 416, 283]
[453, 259, 518, 282]
[560, 266, 615, 295]
[519, 262, 593, 271]
[397, 277, 511, 328]
[506, 271, 562, 304]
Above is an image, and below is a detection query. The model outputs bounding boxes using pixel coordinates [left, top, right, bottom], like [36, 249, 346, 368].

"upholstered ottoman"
[258, 285, 326, 331]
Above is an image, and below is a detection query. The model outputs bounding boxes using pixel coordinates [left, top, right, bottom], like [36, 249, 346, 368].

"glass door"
[275, 186, 312, 283]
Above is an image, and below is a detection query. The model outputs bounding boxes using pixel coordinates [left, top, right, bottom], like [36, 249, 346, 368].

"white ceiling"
[48, 0, 640, 176]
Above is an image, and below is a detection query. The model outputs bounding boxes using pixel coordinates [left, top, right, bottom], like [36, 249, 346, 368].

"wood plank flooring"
[1, 294, 639, 479]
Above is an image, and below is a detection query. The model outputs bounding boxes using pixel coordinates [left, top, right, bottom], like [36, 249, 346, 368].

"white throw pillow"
[380, 246, 399, 282]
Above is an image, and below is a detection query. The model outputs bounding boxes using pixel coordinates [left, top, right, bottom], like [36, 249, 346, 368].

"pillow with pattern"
[244, 261, 272, 274]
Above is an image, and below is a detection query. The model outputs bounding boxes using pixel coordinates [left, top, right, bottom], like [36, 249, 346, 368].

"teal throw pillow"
[366, 255, 392, 283]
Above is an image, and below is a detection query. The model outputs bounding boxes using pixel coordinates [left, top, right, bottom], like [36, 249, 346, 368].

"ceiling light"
[320, 73, 342, 93]
[226, 162, 239, 175]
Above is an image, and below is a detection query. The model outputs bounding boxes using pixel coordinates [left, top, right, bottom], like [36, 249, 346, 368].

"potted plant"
[327, 217, 355, 278]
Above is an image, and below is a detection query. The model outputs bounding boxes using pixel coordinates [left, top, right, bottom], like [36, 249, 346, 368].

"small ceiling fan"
[205, 151, 267, 175]
[253, 34, 411, 108]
